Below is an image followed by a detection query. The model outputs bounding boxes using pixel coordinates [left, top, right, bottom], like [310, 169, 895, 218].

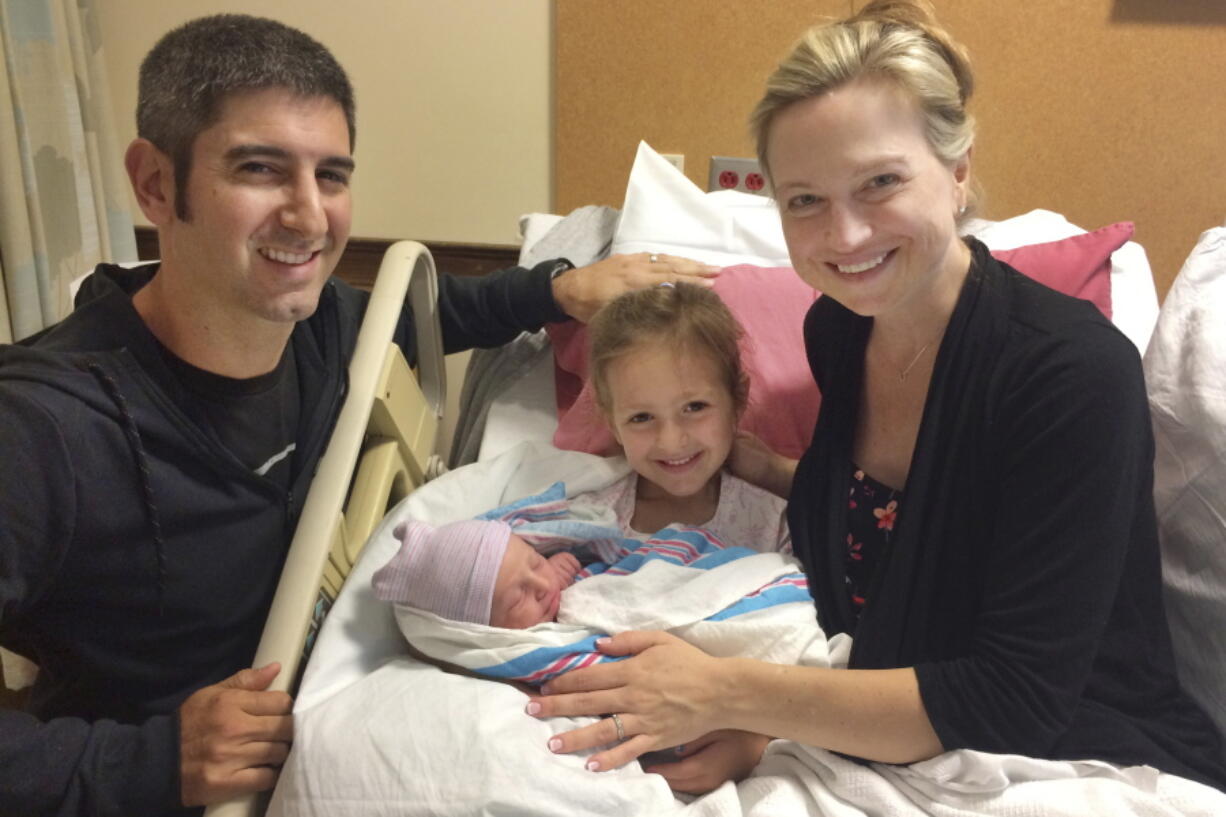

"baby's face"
[489, 535, 579, 628]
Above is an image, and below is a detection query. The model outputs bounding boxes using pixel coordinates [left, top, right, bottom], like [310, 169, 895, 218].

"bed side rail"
[204, 240, 444, 817]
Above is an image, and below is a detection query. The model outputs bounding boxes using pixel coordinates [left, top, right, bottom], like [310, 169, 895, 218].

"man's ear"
[124, 138, 176, 225]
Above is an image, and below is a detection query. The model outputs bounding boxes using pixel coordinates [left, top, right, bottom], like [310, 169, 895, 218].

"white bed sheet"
[476, 341, 556, 463]
[270, 443, 1226, 817]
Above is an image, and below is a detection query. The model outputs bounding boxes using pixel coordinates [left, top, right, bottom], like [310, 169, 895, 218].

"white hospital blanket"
[269, 443, 1226, 817]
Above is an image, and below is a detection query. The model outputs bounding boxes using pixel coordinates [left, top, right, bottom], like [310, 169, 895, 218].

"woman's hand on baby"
[645, 730, 772, 794]
[526, 630, 725, 772]
[546, 551, 581, 588]
[551, 253, 720, 323]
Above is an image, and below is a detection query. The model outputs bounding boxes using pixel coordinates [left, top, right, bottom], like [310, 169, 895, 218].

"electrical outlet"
[660, 153, 685, 174]
[708, 156, 768, 196]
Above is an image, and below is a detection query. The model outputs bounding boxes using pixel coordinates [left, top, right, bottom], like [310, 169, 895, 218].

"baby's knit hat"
[371, 519, 511, 625]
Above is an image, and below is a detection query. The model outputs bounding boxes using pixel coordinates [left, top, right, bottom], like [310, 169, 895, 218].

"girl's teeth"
[837, 252, 887, 274]
[663, 454, 697, 466]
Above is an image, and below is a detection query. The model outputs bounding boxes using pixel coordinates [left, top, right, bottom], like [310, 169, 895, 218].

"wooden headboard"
[555, 0, 1226, 300]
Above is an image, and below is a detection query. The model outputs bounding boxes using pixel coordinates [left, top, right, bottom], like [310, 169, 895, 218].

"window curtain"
[0, 0, 135, 343]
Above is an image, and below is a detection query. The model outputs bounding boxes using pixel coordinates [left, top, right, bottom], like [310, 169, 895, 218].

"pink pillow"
[991, 221, 1131, 320]
[547, 224, 1129, 458]
[547, 265, 821, 460]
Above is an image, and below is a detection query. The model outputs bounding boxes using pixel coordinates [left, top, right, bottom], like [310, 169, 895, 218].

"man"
[0, 14, 713, 816]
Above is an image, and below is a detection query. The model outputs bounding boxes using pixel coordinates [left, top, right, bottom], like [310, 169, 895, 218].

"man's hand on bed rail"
[552, 252, 720, 323]
[526, 631, 729, 776]
[177, 662, 294, 807]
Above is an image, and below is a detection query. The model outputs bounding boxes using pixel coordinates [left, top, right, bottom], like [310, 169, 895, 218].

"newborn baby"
[373, 519, 581, 628]
[373, 512, 831, 689]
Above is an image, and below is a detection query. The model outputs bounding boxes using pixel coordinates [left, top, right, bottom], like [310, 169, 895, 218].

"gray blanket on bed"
[448, 205, 620, 467]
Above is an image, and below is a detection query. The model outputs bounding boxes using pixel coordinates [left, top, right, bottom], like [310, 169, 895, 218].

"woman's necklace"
[897, 341, 933, 382]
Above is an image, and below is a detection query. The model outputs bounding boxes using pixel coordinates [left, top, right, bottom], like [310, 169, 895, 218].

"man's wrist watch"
[547, 259, 574, 281]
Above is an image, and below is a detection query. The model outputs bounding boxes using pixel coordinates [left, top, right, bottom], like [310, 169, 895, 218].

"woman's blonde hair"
[588, 283, 749, 419]
[750, 0, 978, 211]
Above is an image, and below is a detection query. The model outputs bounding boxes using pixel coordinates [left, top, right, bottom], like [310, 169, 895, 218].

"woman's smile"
[830, 248, 895, 275]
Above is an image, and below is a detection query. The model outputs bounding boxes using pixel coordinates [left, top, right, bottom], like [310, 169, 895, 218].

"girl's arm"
[729, 431, 798, 500]
[527, 631, 942, 773]
[646, 730, 773, 795]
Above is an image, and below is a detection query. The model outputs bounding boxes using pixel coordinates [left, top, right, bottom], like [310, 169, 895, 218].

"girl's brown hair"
[588, 282, 749, 418]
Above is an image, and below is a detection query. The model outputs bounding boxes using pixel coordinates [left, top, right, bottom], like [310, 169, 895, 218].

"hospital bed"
[268, 146, 1226, 815]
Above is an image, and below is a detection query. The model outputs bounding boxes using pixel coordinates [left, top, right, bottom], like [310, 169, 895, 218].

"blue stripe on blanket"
[706, 574, 813, 621]
[477, 482, 570, 521]
[474, 635, 627, 684]
[478, 482, 625, 560]
[600, 544, 757, 576]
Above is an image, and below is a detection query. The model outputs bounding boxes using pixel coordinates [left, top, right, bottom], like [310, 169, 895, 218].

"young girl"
[584, 282, 790, 552]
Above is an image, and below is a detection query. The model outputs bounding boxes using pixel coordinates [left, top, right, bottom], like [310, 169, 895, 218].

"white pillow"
[1144, 226, 1226, 747]
[611, 141, 790, 268]
[610, 142, 1159, 353]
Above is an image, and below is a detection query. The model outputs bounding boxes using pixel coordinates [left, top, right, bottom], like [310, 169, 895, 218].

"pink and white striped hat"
[371, 519, 511, 625]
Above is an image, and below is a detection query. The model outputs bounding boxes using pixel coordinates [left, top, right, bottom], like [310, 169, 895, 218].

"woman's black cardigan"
[788, 240, 1226, 789]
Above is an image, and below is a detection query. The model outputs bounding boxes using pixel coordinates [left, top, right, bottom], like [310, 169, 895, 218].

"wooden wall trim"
[134, 227, 520, 291]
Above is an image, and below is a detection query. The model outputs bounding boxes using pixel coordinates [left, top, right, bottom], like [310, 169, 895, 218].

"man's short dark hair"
[137, 14, 356, 219]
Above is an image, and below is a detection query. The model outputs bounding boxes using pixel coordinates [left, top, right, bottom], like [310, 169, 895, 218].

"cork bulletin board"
[555, 0, 1226, 299]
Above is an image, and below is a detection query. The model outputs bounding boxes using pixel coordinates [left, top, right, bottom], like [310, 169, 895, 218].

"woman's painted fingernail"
[525, 701, 541, 716]
[586, 760, 601, 772]
[595, 637, 610, 648]
[548, 738, 562, 752]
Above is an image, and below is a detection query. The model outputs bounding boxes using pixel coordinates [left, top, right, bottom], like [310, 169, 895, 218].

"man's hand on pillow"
[546, 551, 582, 589]
[552, 252, 719, 323]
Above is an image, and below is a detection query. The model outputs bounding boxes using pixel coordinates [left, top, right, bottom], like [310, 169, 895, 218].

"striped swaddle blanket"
[391, 483, 831, 685]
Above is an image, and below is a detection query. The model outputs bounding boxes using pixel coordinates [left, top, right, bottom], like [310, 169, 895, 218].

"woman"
[527, 0, 1226, 795]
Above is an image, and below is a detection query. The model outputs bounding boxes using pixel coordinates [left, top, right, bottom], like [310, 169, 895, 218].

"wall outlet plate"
[708, 156, 769, 196]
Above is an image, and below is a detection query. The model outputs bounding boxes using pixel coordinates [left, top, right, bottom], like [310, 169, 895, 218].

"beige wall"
[97, 0, 551, 245]
[556, 0, 1226, 300]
